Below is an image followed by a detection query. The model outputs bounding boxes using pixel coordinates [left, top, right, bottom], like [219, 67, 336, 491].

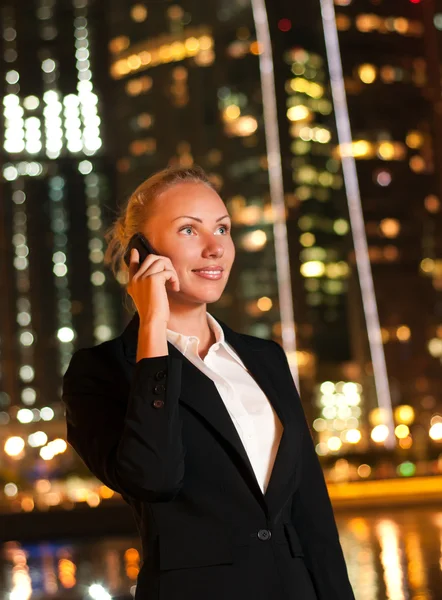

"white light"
[40, 445, 55, 460]
[58, 327, 75, 342]
[22, 388, 36, 406]
[3, 93, 20, 106]
[429, 423, 442, 441]
[5, 436, 25, 457]
[53, 263, 68, 277]
[19, 365, 35, 382]
[371, 424, 389, 443]
[4, 139, 25, 153]
[28, 431, 48, 447]
[42, 58, 56, 73]
[89, 584, 112, 600]
[26, 141, 42, 154]
[4, 483, 18, 497]
[17, 409, 34, 424]
[23, 96, 40, 110]
[40, 407, 55, 421]
[49, 438, 67, 454]
[3, 165, 18, 180]
[95, 325, 112, 341]
[6, 70, 20, 84]
[43, 90, 59, 103]
[79, 160, 93, 174]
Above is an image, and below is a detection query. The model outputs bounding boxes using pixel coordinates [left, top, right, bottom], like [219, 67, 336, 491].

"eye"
[179, 224, 231, 235]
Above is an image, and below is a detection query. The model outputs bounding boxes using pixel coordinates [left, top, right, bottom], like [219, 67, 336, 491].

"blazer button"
[152, 399, 164, 409]
[153, 383, 166, 394]
[257, 529, 272, 541]
[155, 370, 166, 381]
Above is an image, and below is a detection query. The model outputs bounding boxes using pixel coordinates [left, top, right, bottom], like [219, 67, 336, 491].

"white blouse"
[166, 312, 283, 494]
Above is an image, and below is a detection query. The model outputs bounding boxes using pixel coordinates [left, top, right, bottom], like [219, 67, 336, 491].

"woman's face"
[142, 182, 235, 305]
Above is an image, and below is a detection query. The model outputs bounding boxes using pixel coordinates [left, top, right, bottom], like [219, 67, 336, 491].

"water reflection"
[336, 507, 442, 600]
[1, 508, 442, 599]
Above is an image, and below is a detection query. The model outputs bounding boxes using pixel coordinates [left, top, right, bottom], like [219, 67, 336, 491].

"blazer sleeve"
[62, 346, 185, 502]
[270, 340, 355, 600]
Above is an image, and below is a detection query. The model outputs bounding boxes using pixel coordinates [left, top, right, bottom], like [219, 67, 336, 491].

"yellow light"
[396, 325, 411, 342]
[224, 105, 240, 121]
[377, 142, 395, 160]
[358, 64, 377, 84]
[357, 464, 372, 478]
[109, 36, 130, 54]
[333, 219, 349, 235]
[241, 229, 267, 251]
[369, 407, 388, 426]
[287, 105, 310, 122]
[420, 258, 435, 273]
[395, 424, 410, 439]
[300, 232, 315, 247]
[185, 37, 200, 53]
[371, 424, 389, 443]
[406, 131, 424, 149]
[159, 45, 173, 62]
[99, 485, 115, 499]
[353, 140, 373, 157]
[380, 218, 400, 238]
[394, 405, 415, 425]
[112, 59, 130, 78]
[225, 115, 257, 137]
[257, 297, 273, 312]
[410, 155, 426, 173]
[394, 17, 409, 34]
[428, 338, 442, 357]
[5, 436, 25, 457]
[429, 423, 442, 441]
[139, 51, 151, 66]
[346, 429, 362, 444]
[309, 82, 324, 99]
[315, 128, 331, 143]
[199, 35, 213, 50]
[130, 4, 148, 22]
[250, 41, 262, 55]
[87, 492, 101, 507]
[327, 436, 343, 451]
[127, 54, 141, 70]
[300, 261, 325, 277]
[424, 194, 440, 214]
[399, 436, 412, 449]
[337, 140, 373, 159]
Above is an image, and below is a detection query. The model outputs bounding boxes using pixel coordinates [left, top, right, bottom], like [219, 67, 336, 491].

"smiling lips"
[192, 269, 223, 280]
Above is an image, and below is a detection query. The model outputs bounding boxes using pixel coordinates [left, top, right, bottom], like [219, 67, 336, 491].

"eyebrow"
[172, 214, 231, 223]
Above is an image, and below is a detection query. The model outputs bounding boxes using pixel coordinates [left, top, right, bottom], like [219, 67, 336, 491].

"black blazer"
[62, 312, 355, 600]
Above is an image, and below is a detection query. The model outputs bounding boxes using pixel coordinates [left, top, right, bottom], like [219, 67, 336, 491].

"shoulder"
[62, 337, 123, 390]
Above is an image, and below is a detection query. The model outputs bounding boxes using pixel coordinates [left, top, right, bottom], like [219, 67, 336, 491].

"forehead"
[156, 182, 225, 215]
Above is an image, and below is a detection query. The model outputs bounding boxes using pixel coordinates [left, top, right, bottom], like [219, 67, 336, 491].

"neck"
[166, 303, 212, 341]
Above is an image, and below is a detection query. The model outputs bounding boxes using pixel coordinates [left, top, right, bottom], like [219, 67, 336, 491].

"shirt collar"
[166, 312, 225, 358]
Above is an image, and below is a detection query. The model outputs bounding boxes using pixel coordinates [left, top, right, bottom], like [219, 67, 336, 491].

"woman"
[62, 166, 355, 600]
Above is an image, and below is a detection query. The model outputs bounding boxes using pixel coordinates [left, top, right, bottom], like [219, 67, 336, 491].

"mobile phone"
[124, 233, 159, 268]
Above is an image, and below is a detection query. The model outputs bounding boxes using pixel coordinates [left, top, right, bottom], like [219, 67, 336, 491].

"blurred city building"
[0, 0, 441, 521]
[0, 0, 123, 513]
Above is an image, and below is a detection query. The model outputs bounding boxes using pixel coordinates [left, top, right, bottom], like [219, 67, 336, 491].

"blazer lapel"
[120, 312, 300, 516]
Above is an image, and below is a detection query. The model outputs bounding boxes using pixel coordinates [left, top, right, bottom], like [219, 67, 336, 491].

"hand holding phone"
[125, 233, 180, 326]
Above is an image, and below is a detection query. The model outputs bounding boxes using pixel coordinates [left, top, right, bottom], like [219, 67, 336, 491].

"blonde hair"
[104, 165, 216, 281]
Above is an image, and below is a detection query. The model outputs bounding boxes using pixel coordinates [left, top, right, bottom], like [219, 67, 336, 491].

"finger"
[136, 255, 167, 279]
[159, 269, 180, 291]
[128, 248, 140, 279]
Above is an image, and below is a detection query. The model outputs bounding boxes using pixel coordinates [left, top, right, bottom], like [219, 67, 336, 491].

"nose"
[203, 238, 224, 258]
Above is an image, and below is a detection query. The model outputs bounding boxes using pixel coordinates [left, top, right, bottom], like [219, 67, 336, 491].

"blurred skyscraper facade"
[0, 0, 122, 512]
[0, 0, 441, 519]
